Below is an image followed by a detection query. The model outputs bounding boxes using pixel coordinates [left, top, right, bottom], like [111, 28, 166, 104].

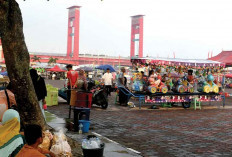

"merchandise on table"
[130, 57, 224, 95]
[128, 57, 226, 108]
[145, 94, 221, 103]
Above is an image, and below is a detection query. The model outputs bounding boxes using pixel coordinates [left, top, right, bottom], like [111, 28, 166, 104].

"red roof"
[209, 51, 232, 66]
[47, 65, 66, 72]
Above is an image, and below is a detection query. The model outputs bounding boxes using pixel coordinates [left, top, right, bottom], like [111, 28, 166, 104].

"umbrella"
[95, 64, 116, 72]
[75, 66, 93, 72]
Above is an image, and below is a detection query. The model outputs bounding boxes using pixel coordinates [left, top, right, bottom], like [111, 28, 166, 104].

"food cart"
[130, 57, 226, 109]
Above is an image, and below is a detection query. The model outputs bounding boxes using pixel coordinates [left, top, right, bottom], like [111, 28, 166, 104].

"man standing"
[30, 69, 47, 120]
[66, 64, 78, 105]
[117, 67, 128, 106]
[117, 67, 125, 87]
[102, 68, 113, 96]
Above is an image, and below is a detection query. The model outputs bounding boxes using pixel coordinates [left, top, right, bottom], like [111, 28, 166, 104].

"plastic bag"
[50, 129, 72, 157]
[82, 137, 102, 149]
[127, 102, 135, 108]
[52, 129, 67, 145]
[38, 130, 53, 150]
[50, 141, 72, 157]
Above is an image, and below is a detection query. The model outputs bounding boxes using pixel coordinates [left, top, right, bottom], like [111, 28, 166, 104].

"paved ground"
[46, 79, 232, 157]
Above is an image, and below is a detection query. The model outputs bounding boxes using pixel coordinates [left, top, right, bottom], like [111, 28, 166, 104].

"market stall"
[46, 65, 66, 80]
[130, 57, 226, 109]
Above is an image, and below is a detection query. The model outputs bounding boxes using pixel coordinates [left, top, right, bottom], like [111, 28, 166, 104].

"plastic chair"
[118, 86, 145, 109]
[191, 96, 201, 110]
[115, 92, 119, 105]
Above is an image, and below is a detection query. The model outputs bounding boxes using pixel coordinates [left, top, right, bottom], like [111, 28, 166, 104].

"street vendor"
[117, 67, 128, 106]
[0, 109, 24, 157]
[66, 64, 78, 105]
[75, 69, 87, 91]
[0, 84, 17, 122]
[30, 69, 47, 120]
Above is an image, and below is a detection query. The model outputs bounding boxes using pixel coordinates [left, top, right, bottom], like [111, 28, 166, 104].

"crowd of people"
[0, 64, 134, 156]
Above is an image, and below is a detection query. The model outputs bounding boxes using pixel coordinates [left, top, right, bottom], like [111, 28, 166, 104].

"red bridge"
[0, 5, 144, 67]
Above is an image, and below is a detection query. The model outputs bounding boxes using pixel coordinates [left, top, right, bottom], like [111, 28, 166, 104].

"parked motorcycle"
[88, 80, 108, 109]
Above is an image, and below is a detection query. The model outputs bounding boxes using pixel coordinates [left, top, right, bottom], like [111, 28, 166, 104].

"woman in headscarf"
[75, 69, 87, 90]
[0, 86, 17, 122]
[30, 69, 47, 120]
[0, 109, 24, 157]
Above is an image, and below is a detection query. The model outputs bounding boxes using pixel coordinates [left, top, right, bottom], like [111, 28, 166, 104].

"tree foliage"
[31, 55, 41, 63]
[48, 57, 58, 65]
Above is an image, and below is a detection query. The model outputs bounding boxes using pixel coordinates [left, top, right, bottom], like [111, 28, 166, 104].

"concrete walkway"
[46, 111, 141, 157]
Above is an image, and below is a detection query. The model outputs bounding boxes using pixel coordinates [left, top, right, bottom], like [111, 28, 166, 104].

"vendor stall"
[130, 57, 226, 109]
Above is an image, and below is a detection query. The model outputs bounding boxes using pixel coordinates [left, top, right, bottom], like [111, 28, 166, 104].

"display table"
[133, 91, 222, 109]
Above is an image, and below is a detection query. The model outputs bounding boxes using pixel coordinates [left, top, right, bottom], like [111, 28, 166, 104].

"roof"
[131, 57, 225, 67]
[67, 6, 81, 9]
[208, 51, 232, 66]
[131, 15, 145, 18]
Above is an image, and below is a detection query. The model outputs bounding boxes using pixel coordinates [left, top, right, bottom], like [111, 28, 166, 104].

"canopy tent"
[46, 65, 66, 72]
[208, 51, 232, 67]
[95, 64, 116, 72]
[131, 57, 225, 67]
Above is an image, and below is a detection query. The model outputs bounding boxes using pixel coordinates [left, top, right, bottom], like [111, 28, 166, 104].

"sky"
[16, 0, 232, 59]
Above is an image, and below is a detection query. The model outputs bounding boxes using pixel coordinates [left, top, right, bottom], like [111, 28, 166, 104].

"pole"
[223, 68, 226, 107]
[119, 55, 121, 70]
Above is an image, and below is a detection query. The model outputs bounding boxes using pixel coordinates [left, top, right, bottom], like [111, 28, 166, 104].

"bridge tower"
[130, 15, 144, 58]
[67, 6, 81, 62]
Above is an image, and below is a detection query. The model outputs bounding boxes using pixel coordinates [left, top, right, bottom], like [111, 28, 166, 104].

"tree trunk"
[0, 0, 46, 129]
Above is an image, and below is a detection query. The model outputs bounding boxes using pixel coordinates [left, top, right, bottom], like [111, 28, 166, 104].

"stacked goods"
[131, 59, 223, 94]
[39, 130, 72, 157]
[50, 130, 72, 157]
[39, 130, 53, 150]
[45, 84, 58, 106]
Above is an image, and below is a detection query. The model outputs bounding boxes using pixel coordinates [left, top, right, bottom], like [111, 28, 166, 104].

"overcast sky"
[17, 0, 232, 59]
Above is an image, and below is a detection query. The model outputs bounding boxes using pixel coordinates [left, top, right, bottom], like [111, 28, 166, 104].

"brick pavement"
[46, 80, 232, 157]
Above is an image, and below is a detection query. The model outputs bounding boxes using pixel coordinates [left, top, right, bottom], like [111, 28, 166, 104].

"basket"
[82, 143, 105, 157]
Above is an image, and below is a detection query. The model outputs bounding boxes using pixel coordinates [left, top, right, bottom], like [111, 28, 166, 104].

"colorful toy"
[172, 76, 194, 93]
[132, 80, 144, 91]
[148, 75, 168, 94]
[165, 73, 173, 90]
[131, 72, 144, 91]
[197, 74, 219, 93]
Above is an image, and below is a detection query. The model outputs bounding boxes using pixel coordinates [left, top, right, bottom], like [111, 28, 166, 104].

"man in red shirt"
[66, 64, 78, 106]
